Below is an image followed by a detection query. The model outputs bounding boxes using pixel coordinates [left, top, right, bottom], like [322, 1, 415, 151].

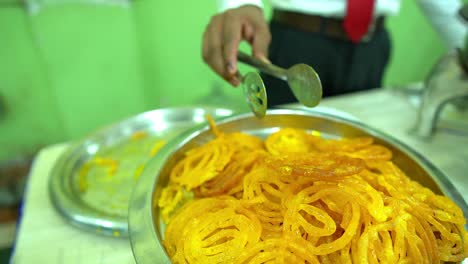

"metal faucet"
[412, 5, 468, 138]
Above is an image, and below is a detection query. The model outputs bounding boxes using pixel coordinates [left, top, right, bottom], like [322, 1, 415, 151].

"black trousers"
[263, 20, 392, 106]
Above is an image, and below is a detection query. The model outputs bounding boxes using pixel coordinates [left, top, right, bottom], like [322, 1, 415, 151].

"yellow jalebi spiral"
[194, 149, 267, 198]
[283, 186, 362, 256]
[312, 136, 374, 152]
[265, 128, 318, 155]
[236, 238, 320, 263]
[265, 153, 366, 181]
[169, 136, 235, 189]
[241, 166, 290, 239]
[158, 123, 468, 263]
[158, 183, 192, 223]
[163, 197, 262, 264]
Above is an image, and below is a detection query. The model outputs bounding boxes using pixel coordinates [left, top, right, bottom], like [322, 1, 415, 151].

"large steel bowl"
[128, 109, 468, 263]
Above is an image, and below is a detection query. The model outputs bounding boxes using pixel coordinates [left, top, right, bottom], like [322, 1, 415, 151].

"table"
[10, 89, 468, 263]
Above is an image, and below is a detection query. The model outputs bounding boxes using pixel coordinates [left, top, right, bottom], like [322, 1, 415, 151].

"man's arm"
[217, 0, 264, 12]
[416, 0, 467, 49]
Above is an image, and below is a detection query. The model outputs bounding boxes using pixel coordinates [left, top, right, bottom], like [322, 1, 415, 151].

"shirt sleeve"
[416, 0, 467, 49]
[217, 0, 264, 12]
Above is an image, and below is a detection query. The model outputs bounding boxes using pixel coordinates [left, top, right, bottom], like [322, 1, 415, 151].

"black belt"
[272, 10, 385, 42]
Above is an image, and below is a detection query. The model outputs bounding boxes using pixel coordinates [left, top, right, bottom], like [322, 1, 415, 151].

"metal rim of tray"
[48, 106, 235, 238]
[128, 108, 468, 263]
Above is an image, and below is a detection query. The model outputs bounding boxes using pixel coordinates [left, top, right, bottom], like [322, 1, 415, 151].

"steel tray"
[49, 107, 234, 237]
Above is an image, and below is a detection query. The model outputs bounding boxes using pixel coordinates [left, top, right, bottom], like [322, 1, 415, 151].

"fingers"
[251, 24, 271, 63]
[242, 23, 255, 44]
[202, 6, 271, 87]
[202, 14, 239, 86]
[222, 11, 242, 76]
[202, 15, 225, 77]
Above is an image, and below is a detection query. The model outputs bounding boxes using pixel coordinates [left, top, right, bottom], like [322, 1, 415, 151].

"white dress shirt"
[218, 0, 467, 49]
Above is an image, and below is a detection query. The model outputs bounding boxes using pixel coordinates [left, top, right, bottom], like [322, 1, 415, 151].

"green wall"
[0, 1, 463, 160]
[384, 0, 445, 87]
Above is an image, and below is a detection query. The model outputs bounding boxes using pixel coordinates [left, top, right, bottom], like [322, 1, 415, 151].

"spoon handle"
[237, 51, 287, 80]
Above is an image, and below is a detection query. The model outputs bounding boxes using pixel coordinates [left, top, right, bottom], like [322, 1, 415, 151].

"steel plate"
[49, 107, 235, 237]
[128, 108, 468, 263]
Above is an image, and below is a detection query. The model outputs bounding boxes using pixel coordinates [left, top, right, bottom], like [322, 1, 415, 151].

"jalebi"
[157, 122, 468, 263]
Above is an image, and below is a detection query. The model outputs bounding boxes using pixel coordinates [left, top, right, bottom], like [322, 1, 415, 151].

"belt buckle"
[361, 19, 377, 42]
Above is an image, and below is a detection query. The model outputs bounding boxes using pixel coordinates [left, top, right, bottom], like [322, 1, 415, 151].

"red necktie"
[343, 0, 376, 43]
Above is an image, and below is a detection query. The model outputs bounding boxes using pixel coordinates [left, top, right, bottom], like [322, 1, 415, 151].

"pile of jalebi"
[157, 118, 468, 263]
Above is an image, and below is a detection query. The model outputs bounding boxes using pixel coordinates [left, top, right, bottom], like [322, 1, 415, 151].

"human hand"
[202, 5, 271, 86]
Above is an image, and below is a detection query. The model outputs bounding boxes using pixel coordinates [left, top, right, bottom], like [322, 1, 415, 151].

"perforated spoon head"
[242, 71, 268, 118]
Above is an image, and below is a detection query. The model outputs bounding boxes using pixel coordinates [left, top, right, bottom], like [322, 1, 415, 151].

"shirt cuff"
[217, 0, 264, 12]
[417, 0, 467, 49]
